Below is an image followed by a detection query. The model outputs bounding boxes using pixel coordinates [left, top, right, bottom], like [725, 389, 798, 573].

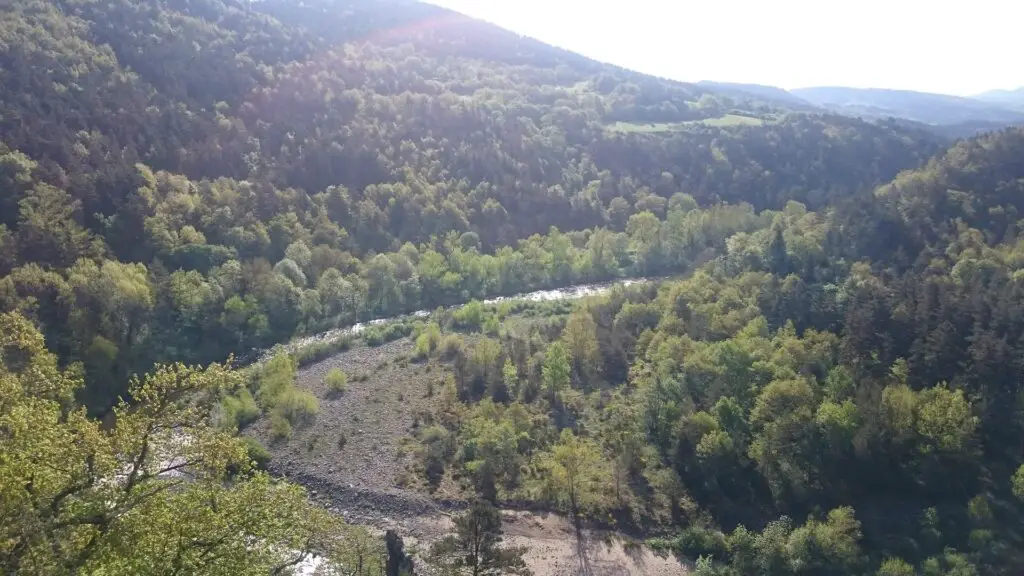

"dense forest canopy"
[3, 0, 1024, 574]
[398, 126, 1024, 575]
[0, 0, 943, 410]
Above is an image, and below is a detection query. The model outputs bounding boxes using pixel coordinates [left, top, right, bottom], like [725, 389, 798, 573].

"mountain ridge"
[791, 85, 1024, 129]
[973, 86, 1024, 110]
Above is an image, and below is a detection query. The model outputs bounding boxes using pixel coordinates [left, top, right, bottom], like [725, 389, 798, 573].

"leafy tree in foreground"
[429, 501, 531, 576]
[0, 311, 377, 574]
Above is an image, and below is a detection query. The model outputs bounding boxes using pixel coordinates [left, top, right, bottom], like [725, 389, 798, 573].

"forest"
[2, 0, 1024, 574]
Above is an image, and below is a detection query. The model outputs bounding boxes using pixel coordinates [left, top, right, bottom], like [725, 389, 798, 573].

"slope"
[974, 87, 1024, 111]
[793, 86, 1024, 130]
[698, 80, 816, 110]
[368, 126, 1024, 575]
[0, 0, 941, 413]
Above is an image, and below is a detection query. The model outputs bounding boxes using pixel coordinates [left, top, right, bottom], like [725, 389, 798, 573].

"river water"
[256, 277, 653, 364]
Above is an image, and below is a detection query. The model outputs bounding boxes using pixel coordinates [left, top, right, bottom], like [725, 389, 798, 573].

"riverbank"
[253, 334, 687, 576]
[251, 276, 657, 366]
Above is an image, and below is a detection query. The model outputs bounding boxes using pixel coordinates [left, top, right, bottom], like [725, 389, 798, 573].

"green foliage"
[257, 354, 299, 409]
[654, 526, 728, 560]
[221, 387, 260, 430]
[877, 558, 916, 576]
[0, 0, 946, 414]
[4, 0, 1024, 570]
[414, 322, 443, 359]
[429, 501, 531, 576]
[325, 368, 348, 395]
[453, 300, 487, 330]
[255, 354, 318, 434]
[274, 388, 320, 427]
[542, 342, 571, 405]
[421, 425, 455, 488]
[291, 336, 352, 367]
[533, 429, 611, 515]
[440, 334, 465, 360]
[786, 507, 864, 575]
[0, 312, 366, 574]
[270, 413, 294, 441]
[458, 401, 540, 498]
[1013, 465, 1024, 501]
[241, 436, 272, 471]
[362, 322, 413, 347]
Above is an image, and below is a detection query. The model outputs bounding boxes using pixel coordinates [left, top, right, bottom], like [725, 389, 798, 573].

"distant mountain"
[792, 86, 1024, 129]
[973, 87, 1024, 111]
[697, 81, 816, 109]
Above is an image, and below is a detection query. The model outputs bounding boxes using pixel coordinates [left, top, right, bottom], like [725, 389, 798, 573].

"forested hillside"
[0, 0, 941, 410]
[395, 127, 1024, 576]
[4, 0, 1023, 574]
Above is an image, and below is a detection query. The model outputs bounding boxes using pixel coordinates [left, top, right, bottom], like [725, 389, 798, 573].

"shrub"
[483, 315, 500, 336]
[274, 388, 319, 427]
[650, 526, 728, 561]
[325, 368, 348, 395]
[257, 354, 297, 409]
[270, 413, 293, 441]
[292, 336, 352, 367]
[421, 425, 453, 488]
[221, 388, 260, 430]
[413, 322, 442, 359]
[363, 322, 413, 347]
[242, 436, 271, 470]
[453, 300, 485, 330]
[439, 334, 463, 360]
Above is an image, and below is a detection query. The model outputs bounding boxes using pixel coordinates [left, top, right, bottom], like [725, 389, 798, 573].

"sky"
[428, 0, 1021, 97]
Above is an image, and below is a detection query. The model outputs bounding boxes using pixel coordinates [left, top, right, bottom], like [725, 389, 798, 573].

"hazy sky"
[429, 0, 1021, 96]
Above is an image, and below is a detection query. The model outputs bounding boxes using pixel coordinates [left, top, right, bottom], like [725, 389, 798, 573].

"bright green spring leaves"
[0, 312, 374, 574]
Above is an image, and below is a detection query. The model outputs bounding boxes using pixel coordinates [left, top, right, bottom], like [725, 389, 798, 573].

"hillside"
[4, 0, 1024, 574]
[793, 86, 1024, 131]
[0, 0, 942, 410]
[974, 87, 1024, 111]
[254, 126, 1024, 576]
[697, 80, 816, 109]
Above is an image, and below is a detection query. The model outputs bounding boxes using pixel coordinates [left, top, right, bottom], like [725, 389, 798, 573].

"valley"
[3, 1, 1024, 574]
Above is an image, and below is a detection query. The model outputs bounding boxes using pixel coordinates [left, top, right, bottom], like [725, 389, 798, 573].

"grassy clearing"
[697, 113, 766, 127]
[606, 114, 768, 134]
[605, 121, 690, 134]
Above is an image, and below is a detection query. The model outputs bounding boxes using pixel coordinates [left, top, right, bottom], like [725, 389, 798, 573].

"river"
[256, 277, 654, 364]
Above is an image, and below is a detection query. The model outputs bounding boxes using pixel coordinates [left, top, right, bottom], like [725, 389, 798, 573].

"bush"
[452, 300, 485, 330]
[413, 322, 442, 359]
[363, 322, 413, 347]
[242, 436, 271, 470]
[257, 354, 298, 409]
[651, 526, 728, 561]
[325, 368, 348, 395]
[270, 413, 293, 441]
[439, 334, 464, 360]
[274, 388, 319, 426]
[221, 388, 260, 430]
[483, 315, 501, 335]
[421, 425, 454, 488]
[292, 336, 352, 367]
